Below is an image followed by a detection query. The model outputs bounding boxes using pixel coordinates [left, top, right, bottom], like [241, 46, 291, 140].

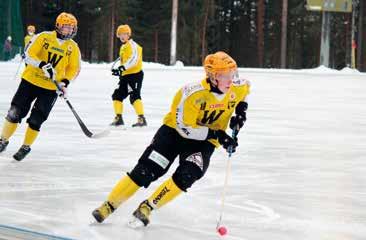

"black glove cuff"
[235, 101, 248, 115]
[38, 61, 47, 69]
[207, 129, 217, 140]
[61, 79, 70, 88]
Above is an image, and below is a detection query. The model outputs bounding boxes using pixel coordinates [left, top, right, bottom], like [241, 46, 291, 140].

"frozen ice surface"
[0, 61, 365, 239]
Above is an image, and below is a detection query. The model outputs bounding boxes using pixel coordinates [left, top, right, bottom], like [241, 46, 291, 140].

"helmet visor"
[57, 24, 77, 40]
[215, 70, 237, 82]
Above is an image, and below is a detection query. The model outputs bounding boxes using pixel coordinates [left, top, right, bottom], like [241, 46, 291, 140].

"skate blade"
[127, 216, 145, 229]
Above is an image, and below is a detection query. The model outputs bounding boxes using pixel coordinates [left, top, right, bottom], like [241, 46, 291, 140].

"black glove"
[39, 61, 55, 79]
[230, 101, 248, 130]
[229, 113, 246, 130]
[111, 68, 120, 76]
[56, 79, 70, 97]
[209, 130, 238, 153]
[111, 65, 126, 76]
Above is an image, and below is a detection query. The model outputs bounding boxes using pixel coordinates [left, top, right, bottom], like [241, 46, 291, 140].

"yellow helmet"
[55, 12, 78, 40]
[116, 24, 131, 37]
[204, 51, 237, 77]
[27, 25, 36, 33]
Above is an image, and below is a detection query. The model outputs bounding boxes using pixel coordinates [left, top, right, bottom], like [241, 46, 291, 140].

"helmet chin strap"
[207, 77, 223, 94]
[56, 31, 65, 40]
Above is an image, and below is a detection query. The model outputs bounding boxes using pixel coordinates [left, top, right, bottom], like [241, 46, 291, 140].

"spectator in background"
[3, 36, 12, 61]
[24, 25, 36, 48]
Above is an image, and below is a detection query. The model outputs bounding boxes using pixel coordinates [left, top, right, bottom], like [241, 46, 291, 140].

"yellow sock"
[148, 177, 182, 209]
[1, 119, 18, 140]
[132, 99, 144, 116]
[107, 175, 140, 208]
[113, 100, 123, 115]
[23, 126, 39, 146]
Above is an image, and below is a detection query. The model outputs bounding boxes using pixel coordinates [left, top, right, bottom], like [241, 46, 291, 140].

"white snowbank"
[2, 56, 365, 76]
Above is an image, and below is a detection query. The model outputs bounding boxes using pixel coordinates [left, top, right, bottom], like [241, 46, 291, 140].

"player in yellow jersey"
[92, 51, 250, 227]
[0, 12, 80, 161]
[22, 25, 36, 63]
[110, 24, 147, 127]
[24, 25, 36, 48]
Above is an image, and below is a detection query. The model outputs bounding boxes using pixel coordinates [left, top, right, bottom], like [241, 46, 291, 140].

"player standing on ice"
[110, 24, 147, 127]
[0, 12, 80, 161]
[92, 51, 250, 227]
[24, 25, 36, 48]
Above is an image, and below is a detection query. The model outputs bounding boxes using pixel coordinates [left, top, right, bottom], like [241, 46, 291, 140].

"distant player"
[92, 51, 250, 227]
[0, 12, 80, 161]
[24, 25, 36, 48]
[110, 24, 147, 127]
[23, 25, 36, 62]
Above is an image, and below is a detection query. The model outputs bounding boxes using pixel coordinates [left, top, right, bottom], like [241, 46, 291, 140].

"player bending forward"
[93, 51, 250, 227]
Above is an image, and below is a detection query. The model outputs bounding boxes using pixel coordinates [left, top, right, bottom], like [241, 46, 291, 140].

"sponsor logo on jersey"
[51, 46, 64, 54]
[181, 127, 190, 136]
[152, 187, 170, 205]
[183, 83, 203, 96]
[209, 103, 224, 109]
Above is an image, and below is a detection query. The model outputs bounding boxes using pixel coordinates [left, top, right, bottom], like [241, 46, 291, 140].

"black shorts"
[134, 125, 215, 187]
[112, 71, 144, 104]
[9, 79, 57, 131]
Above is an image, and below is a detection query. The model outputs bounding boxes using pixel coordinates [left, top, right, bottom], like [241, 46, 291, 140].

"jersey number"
[201, 110, 225, 124]
[47, 52, 63, 68]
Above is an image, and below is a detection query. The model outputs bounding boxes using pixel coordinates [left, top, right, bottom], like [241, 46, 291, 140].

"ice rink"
[0, 60, 365, 240]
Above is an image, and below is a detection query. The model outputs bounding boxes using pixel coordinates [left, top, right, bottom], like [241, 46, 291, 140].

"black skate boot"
[110, 114, 124, 126]
[13, 145, 31, 161]
[132, 115, 147, 127]
[0, 138, 9, 153]
[92, 201, 115, 223]
[128, 200, 154, 228]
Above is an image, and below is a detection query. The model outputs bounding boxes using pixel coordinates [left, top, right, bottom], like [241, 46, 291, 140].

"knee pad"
[129, 92, 141, 105]
[6, 105, 21, 123]
[172, 164, 202, 192]
[112, 91, 123, 101]
[112, 87, 128, 101]
[128, 163, 161, 188]
[27, 111, 46, 131]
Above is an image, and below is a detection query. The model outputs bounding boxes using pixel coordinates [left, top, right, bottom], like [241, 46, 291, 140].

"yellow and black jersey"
[22, 31, 81, 90]
[163, 78, 250, 147]
[24, 35, 33, 48]
[119, 39, 142, 76]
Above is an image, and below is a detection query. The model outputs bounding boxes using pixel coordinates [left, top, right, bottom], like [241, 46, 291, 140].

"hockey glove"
[111, 68, 120, 76]
[111, 65, 126, 76]
[209, 130, 238, 153]
[230, 101, 248, 131]
[39, 61, 55, 79]
[56, 79, 69, 98]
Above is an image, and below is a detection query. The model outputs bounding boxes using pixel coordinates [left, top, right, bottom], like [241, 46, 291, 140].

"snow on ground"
[0, 60, 366, 240]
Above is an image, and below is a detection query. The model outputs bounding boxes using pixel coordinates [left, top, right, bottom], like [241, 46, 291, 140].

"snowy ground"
[0, 60, 365, 240]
